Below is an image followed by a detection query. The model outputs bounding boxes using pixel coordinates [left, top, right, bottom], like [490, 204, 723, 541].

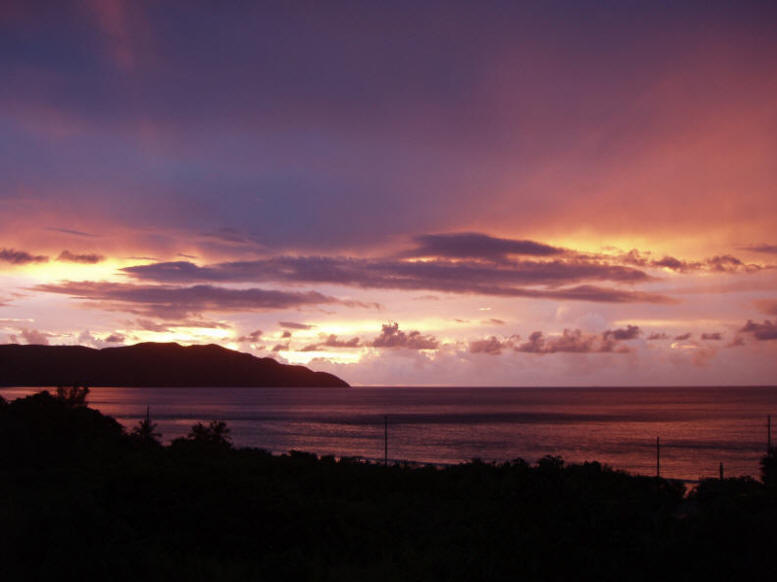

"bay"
[2, 385, 775, 482]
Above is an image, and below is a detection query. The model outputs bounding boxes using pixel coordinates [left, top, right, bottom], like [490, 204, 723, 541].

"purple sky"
[1, 1, 776, 385]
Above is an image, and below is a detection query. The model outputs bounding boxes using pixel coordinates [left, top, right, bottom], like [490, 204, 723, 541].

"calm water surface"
[3, 386, 776, 482]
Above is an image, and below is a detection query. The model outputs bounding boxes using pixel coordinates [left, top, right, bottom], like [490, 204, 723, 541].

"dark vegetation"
[1, 390, 776, 581]
[0, 342, 349, 387]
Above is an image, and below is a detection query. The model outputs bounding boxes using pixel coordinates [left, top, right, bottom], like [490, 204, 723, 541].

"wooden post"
[384, 415, 388, 467]
[146, 405, 151, 425]
[768, 415, 772, 452]
[656, 436, 660, 478]
[719, 462, 724, 480]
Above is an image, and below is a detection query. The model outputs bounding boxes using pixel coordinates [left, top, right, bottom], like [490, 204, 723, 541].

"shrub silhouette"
[537, 454, 564, 471]
[55, 384, 89, 407]
[186, 419, 232, 447]
[0, 389, 124, 465]
[761, 447, 777, 488]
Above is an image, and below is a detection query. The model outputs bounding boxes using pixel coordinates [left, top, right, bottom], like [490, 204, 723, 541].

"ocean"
[2, 385, 775, 482]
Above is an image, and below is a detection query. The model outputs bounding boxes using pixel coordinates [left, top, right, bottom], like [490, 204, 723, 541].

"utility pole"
[384, 415, 388, 467]
[768, 415, 772, 452]
[719, 462, 724, 480]
[656, 436, 660, 479]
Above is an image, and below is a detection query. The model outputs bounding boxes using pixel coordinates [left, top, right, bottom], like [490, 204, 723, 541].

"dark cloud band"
[32, 281, 371, 319]
[0, 248, 48, 265]
[57, 250, 105, 264]
[122, 255, 673, 304]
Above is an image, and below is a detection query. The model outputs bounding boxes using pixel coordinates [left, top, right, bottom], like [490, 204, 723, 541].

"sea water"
[2, 385, 775, 482]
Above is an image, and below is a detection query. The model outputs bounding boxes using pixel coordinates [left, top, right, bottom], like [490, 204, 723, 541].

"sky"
[1, 0, 776, 386]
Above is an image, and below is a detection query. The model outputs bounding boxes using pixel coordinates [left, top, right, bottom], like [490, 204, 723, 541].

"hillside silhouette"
[0, 342, 348, 387]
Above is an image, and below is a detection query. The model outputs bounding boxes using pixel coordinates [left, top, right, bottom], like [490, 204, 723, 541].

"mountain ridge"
[0, 342, 349, 388]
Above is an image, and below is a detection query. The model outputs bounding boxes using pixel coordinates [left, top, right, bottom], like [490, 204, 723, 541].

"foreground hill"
[0, 342, 349, 387]
[1, 390, 776, 580]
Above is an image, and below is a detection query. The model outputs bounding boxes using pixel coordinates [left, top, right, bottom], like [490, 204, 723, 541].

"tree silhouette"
[761, 447, 777, 488]
[131, 407, 162, 445]
[187, 420, 232, 448]
[55, 384, 89, 407]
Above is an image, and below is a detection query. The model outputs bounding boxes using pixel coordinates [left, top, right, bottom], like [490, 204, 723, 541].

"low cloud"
[515, 327, 635, 354]
[740, 320, 777, 341]
[664, 254, 762, 273]
[279, 321, 314, 330]
[14, 328, 52, 345]
[57, 250, 105, 264]
[652, 256, 686, 270]
[371, 322, 438, 350]
[301, 334, 361, 351]
[484, 318, 505, 325]
[603, 325, 641, 341]
[701, 332, 723, 340]
[469, 336, 515, 355]
[624, 249, 764, 273]
[535, 286, 673, 304]
[674, 332, 692, 341]
[647, 332, 669, 340]
[295, 323, 441, 352]
[77, 330, 101, 348]
[741, 244, 777, 255]
[517, 330, 598, 354]
[0, 248, 48, 265]
[134, 318, 231, 332]
[237, 330, 263, 343]
[74, 331, 126, 348]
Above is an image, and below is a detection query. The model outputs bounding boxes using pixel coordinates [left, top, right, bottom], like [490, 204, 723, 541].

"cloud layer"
[33, 281, 365, 319]
[1, 2, 776, 386]
[741, 320, 777, 341]
[120, 234, 684, 305]
[401, 233, 564, 260]
[0, 248, 47, 265]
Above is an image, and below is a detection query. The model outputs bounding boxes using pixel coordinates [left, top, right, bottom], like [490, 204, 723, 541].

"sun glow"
[132, 326, 234, 346]
[16, 258, 131, 283]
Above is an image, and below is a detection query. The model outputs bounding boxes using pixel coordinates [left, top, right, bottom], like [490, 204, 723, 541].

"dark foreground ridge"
[0, 342, 349, 387]
[2, 389, 777, 581]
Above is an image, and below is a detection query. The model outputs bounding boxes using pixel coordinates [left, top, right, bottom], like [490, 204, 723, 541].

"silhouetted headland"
[0, 342, 349, 387]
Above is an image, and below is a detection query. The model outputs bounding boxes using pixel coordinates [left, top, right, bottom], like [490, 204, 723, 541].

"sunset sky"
[2, 0, 776, 386]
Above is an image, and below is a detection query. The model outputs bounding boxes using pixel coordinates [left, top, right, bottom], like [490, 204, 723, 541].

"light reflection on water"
[2, 385, 775, 482]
